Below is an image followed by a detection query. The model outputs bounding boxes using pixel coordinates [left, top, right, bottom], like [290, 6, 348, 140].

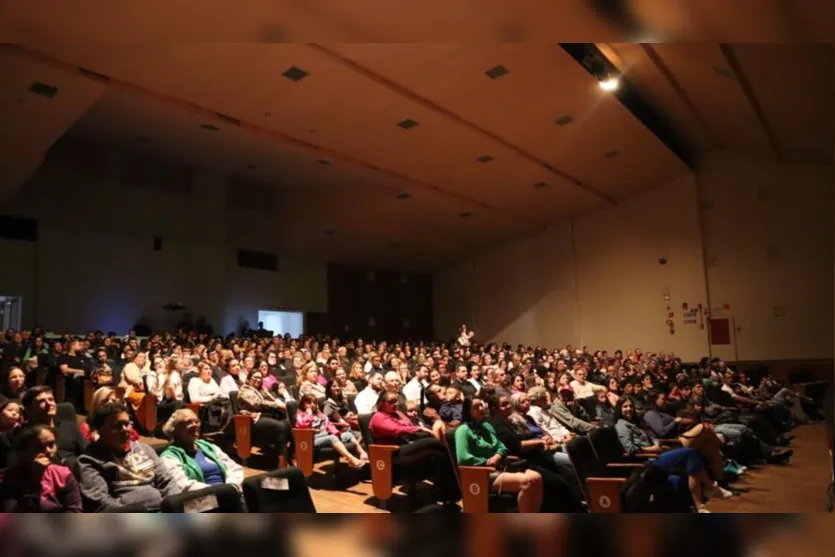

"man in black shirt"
[450, 364, 476, 399]
[58, 339, 86, 409]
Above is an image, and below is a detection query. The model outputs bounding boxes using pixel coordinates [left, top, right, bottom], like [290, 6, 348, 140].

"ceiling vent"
[282, 66, 309, 82]
[397, 118, 419, 130]
[484, 65, 509, 79]
[29, 81, 58, 98]
[556, 115, 574, 126]
[395, 193, 412, 200]
[316, 156, 334, 165]
[533, 182, 548, 189]
[459, 212, 473, 218]
[476, 155, 495, 163]
[201, 124, 220, 132]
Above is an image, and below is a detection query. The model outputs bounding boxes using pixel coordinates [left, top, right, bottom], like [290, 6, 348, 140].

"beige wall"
[0, 153, 327, 334]
[434, 152, 834, 362]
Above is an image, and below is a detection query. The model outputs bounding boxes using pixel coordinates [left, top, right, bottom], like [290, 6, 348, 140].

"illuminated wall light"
[599, 77, 620, 92]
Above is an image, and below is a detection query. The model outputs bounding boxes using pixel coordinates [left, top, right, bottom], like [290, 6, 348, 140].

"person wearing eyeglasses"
[77, 401, 184, 512]
[369, 391, 462, 508]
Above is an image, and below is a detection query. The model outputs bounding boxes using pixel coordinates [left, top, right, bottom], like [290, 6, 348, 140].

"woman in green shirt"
[454, 396, 543, 513]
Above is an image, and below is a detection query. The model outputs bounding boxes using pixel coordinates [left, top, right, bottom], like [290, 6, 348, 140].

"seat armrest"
[586, 476, 626, 513]
[233, 414, 254, 461]
[368, 445, 400, 502]
[459, 466, 494, 513]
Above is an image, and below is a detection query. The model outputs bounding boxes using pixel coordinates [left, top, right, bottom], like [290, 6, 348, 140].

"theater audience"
[333, 367, 358, 396]
[323, 380, 359, 435]
[237, 370, 292, 451]
[614, 397, 732, 512]
[369, 390, 462, 507]
[160, 408, 243, 492]
[295, 394, 368, 468]
[78, 401, 182, 512]
[455, 395, 543, 513]
[0, 423, 82, 512]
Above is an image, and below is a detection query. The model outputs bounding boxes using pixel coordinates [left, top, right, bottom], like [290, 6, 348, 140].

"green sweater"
[455, 421, 508, 466]
[160, 440, 227, 483]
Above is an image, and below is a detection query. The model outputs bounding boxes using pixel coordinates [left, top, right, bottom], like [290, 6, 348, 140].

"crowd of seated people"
[0, 324, 824, 513]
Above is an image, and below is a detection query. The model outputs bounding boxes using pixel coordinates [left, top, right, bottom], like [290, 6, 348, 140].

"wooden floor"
[141, 424, 833, 513]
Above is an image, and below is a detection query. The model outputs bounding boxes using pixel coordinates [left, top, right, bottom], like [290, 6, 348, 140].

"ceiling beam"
[308, 43, 616, 205]
[3, 43, 544, 232]
[638, 43, 722, 150]
[719, 43, 782, 160]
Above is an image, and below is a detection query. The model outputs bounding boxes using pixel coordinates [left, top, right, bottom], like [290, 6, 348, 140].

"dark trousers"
[525, 450, 587, 512]
[397, 437, 462, 503]
[252, 416, 291, 448]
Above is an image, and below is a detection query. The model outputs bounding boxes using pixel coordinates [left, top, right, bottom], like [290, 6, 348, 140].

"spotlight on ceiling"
[599, 76, 620, 92]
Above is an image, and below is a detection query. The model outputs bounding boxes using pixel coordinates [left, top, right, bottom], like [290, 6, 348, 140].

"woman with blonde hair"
[79, 387, 139, 443]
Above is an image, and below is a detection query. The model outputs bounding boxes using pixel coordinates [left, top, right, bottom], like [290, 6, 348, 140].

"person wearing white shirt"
[457, 325, 474, 347]
[526, 386, 573, 441]
[570, 369, 606, 399]
[355, 371, 385, 414]
[363, 354, 383, 375]
[219, 359, 247, 396]
[188, 363, 226, 403]
[402, 365, 429, 403]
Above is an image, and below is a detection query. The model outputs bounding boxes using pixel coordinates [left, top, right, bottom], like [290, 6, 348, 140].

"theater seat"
[288, 400, 353, 484]
[445, 430, 517, 513]
[56, 402, 76, 424]
[242, 467, 317, 512]
[161, 484, 244, 513]
[566, 435, 642, 513]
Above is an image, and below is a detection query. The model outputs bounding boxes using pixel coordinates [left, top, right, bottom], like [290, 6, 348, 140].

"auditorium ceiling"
[0, 2, 831, 269]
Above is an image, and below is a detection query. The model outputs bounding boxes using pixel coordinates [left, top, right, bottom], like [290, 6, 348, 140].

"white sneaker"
[710, 484, 734, 499]
[698, 506, 712, 513]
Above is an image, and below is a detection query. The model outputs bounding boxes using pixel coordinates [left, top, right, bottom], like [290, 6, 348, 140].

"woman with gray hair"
[159, 408, 243, 493]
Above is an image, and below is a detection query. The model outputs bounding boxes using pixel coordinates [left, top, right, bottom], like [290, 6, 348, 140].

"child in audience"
[404, 400, 422, 426]
[439, 387, 463, 428]
[295, 394, 368, 469]
[0, 400, 22, 433]
[0, 423, 82, 512]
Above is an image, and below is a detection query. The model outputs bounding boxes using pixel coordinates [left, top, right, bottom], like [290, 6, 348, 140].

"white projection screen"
[257, 310, 304, 337]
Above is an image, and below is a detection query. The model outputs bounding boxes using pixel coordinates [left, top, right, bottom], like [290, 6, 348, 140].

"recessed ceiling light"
[282, 66, 309, 82]
[29, 81, 58, 98]
[395, 193, 412, 200]
[713, 67, 733, 78]
[555, 115, 574, 126]
[484, 65, 509, 79]
[599, 76, 620, 92]
[476, 155, 494, 163]
[459, 212, 473, 218]
[604, 150, 620, 159]
[397, 118, 420, 130]
[533, 182, 548, 189]
[201, 124, 220, 132]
